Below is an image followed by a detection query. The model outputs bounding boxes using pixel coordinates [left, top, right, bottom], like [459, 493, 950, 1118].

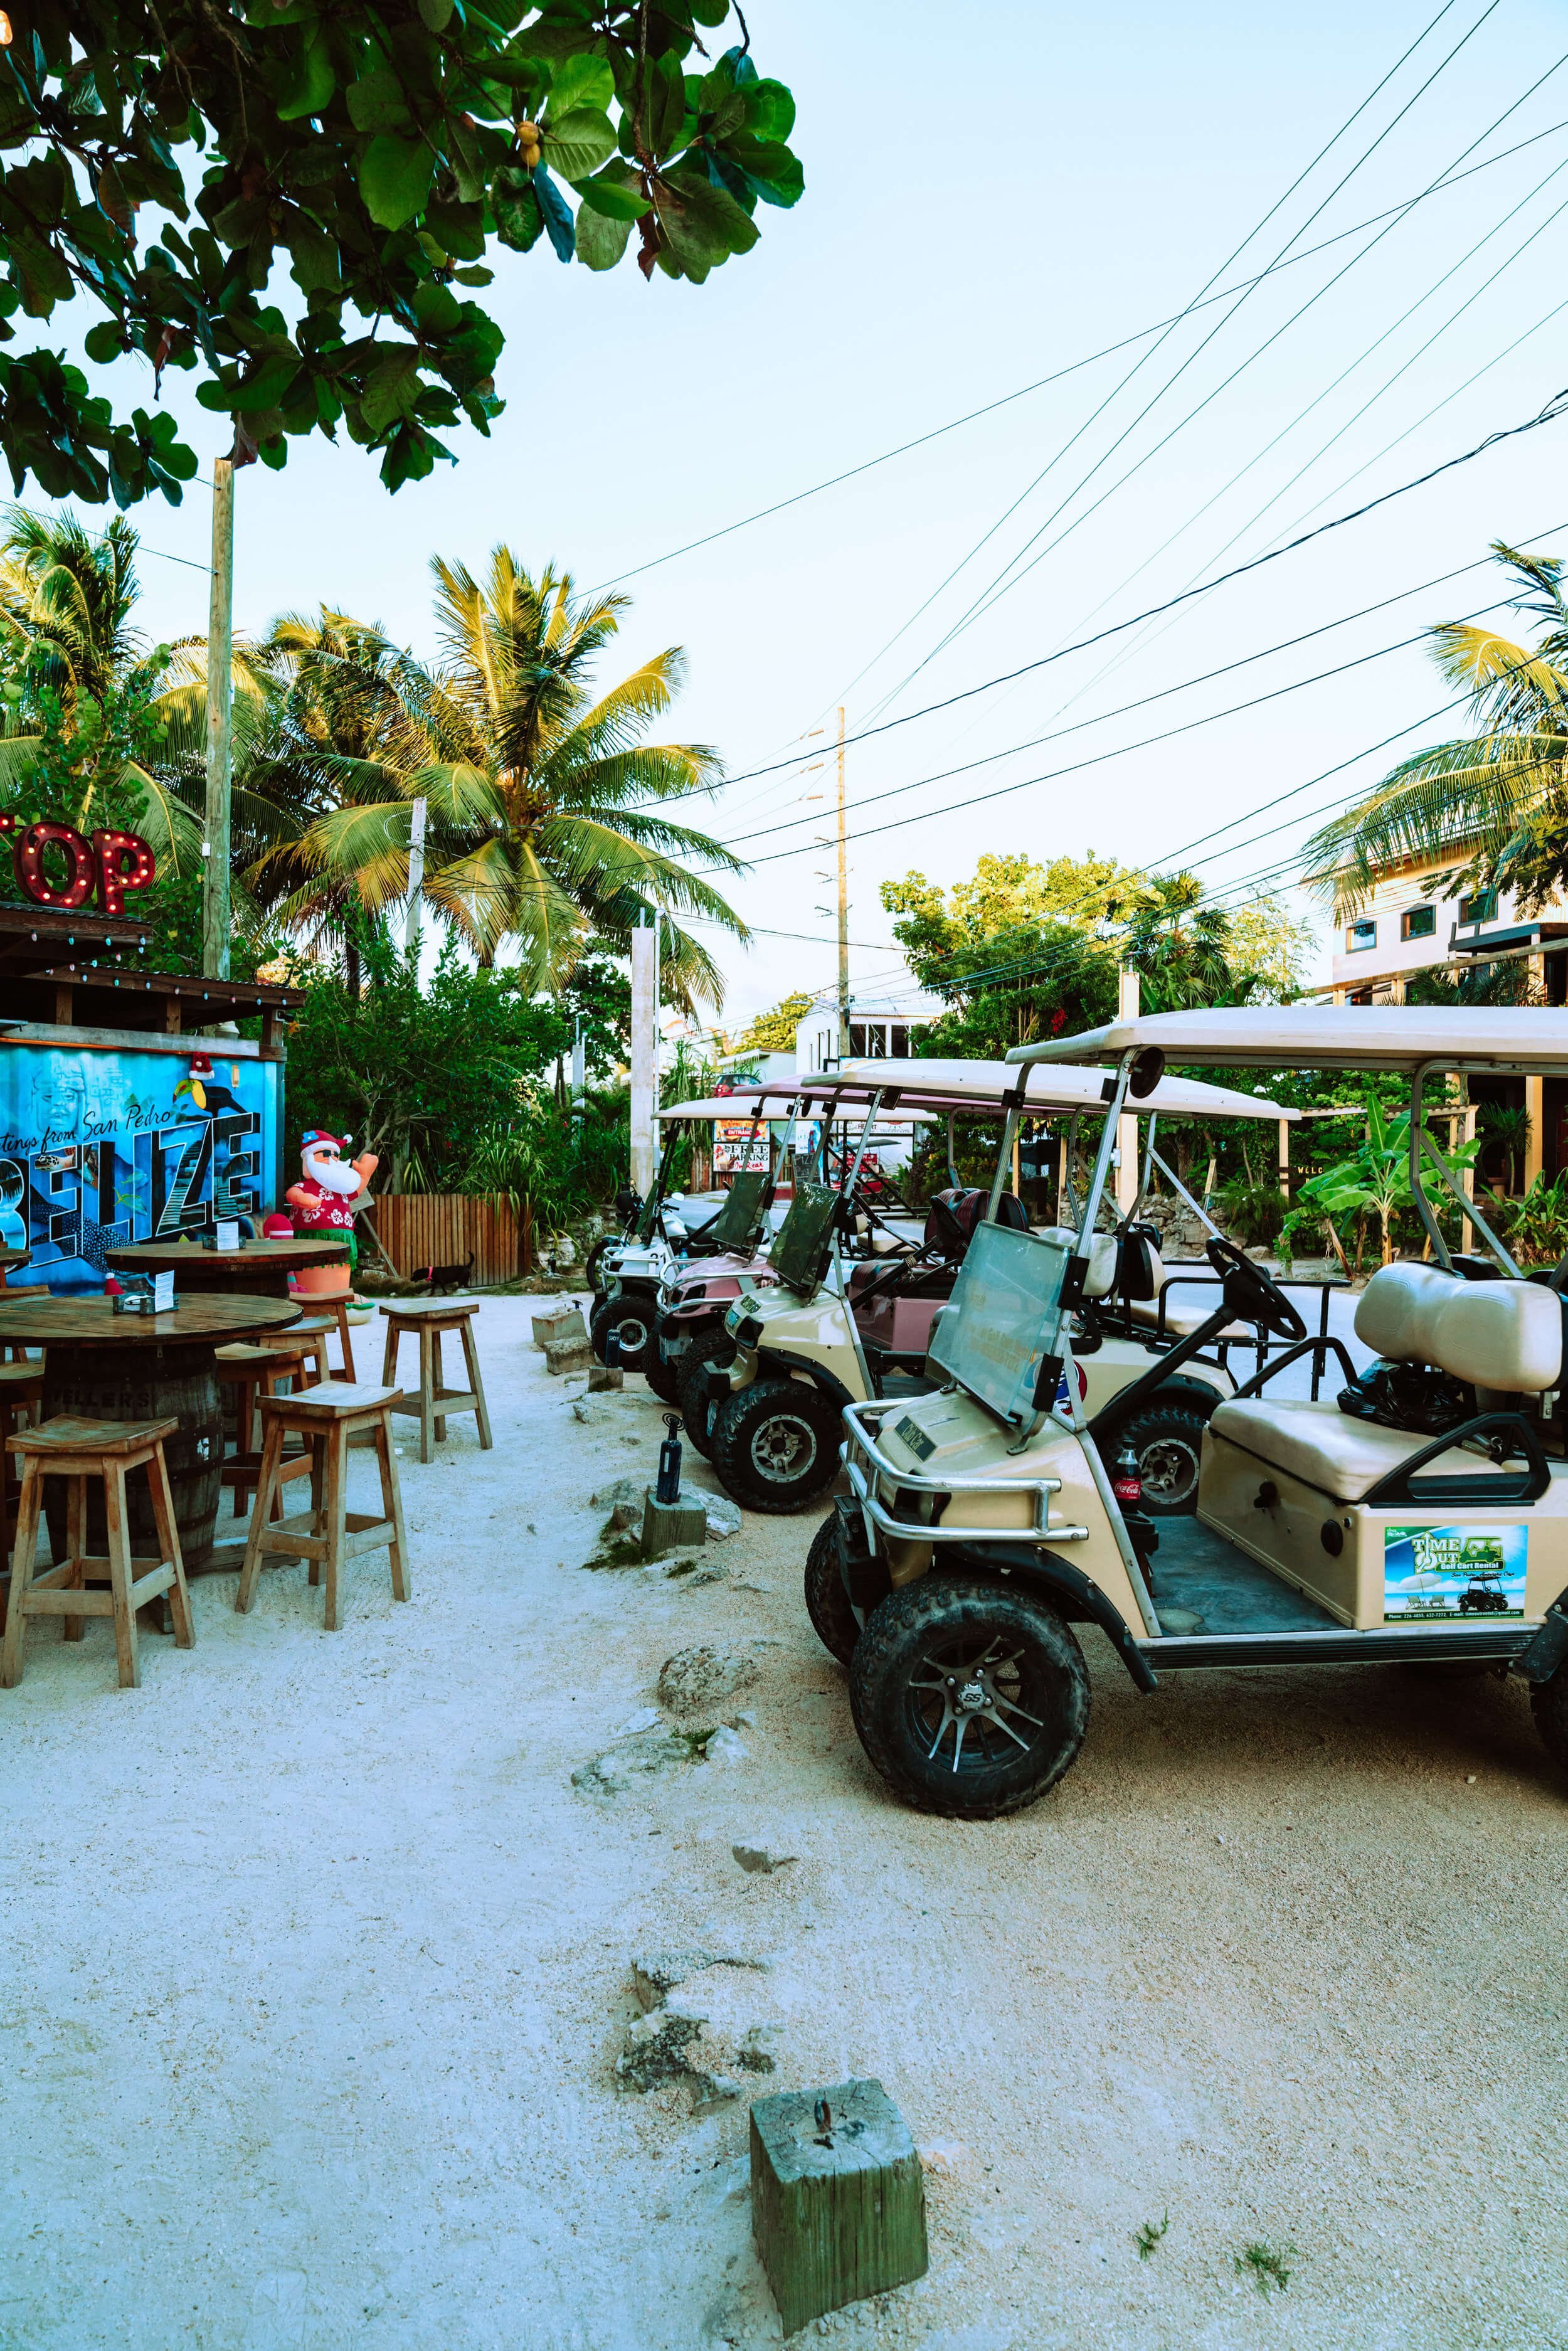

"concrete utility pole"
[404, 795, 426, 958]
[570, 1015, 586, 1128]
[630, 916, 657, 1199]
[201, 455, 235, 979]
[1116, 965, 1140, 1216]
[835, 704, 850, 1061]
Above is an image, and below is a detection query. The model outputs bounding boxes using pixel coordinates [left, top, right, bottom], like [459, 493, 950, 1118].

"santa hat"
[301, 1129, 351, 1152]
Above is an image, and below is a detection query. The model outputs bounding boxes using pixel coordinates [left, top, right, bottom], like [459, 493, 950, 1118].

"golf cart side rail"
[1143, 1267, 1347, 1398]
[840, 1398, 1089, 1544]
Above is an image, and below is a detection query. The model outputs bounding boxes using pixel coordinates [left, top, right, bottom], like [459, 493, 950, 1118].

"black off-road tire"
[678, 1335, 734, 1458]
[711, 1377, 843, 1514]
[584, 1236, 615, 1296]
[1111, 1400, 1212, 1516]
[849, 1576, 1090, 1818]
[644, 1305, 680, 1403]
[1531, 1664, 1568, 1775]
[805, 1515, 860, 1665]
[590, 1293, 654, 1376]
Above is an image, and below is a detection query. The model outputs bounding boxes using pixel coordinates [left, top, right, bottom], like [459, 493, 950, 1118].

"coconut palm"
[0, 503, 275, 874]
[1304, 544, 1568, 918]
[281, 550, 748, 1007]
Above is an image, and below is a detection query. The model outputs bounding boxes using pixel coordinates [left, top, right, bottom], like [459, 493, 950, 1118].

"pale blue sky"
[72, 0, 1568, 1027]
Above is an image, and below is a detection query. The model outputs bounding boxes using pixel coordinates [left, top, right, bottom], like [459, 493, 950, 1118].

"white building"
[1325, 849, 1568, 1007]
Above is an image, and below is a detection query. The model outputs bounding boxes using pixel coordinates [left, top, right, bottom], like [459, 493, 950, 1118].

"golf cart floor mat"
[1152, 1517, 1340, 1634]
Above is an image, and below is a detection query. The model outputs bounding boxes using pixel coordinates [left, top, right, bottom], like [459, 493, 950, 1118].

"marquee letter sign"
[0, 813, 157, 914]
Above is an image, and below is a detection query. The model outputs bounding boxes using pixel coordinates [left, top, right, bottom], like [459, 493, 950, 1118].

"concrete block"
[544, 1336, 595, 1376]
[642, 1490, 707, 1555]
[588, 1362, 624, 1392]
[533, 1304, 587, 1351]
[750, 2078, 928, 2337]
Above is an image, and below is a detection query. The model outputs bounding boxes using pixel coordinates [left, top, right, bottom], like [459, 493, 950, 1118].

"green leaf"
[639, 53, 687, 158]
[533, 163, 576, 262]
[358, 135, 437, 229]
[690, 0, 730, 21]
[360, 343, 421, 432]
[346, 64, 412, 135]
[575, 206, 632, 271]
[741, 78, 795, 142]
[541, 106, 616, 181]
[490, 164, 544, 252]
[453, 263, 494, 285]
[651, 164, 757, 281]
[412, 279, 462, 332]
[277, 26, 336, 121]
[287, 221, 342, 293]
[416, 0, 455, 27]
[575, 165, 649, 221]
[85, 320, 126, 363]
[547, 53, 613, 114]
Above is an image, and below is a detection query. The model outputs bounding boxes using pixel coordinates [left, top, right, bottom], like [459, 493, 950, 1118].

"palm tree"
[280, 550, 748, 1007]
[1121, 874, 1261, 1011]
[1303, 543, 1568, 919]
[0, 504, 275, 876]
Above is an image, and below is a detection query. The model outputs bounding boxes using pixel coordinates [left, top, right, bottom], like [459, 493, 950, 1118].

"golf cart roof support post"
[946, 1112, 960, 1192]
[1074, 1057, 1135, 1270]
[1416, 1100, 1522, 1275]
[1149, 1144, 1223, 1240]
[1062, 1114, 1083, 1227]
[1132, 1112, 1158, 1223]
[1407, 1063, 1452, 1269]
[986, 1088, 1026, 1223]
[843, 1090, 884, 1202]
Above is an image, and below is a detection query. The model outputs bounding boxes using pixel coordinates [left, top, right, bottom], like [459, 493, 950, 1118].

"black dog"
[421, 1255, 473, 1294]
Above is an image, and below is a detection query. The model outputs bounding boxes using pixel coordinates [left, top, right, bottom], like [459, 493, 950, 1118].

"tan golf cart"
[814, 1007, 1568, 1817]
[704, 1059, 1313, 1514]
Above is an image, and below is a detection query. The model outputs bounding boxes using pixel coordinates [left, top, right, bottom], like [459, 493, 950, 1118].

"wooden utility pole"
[835, 704, 850, 1060]
[201, 455, 235, 979]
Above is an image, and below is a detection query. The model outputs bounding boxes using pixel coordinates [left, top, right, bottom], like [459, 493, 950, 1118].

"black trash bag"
[1337, 1357, 1475, 1437]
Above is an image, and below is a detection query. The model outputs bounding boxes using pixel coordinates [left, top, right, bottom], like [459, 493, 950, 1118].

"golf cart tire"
[644, 1310, 679, 1404]
[850, 1576, 1091, 1819]
[711, 1377, 843, 1514]
[584, 1237, 615, 1296]
[1113, 1399, 1212, 1516]
[805, 1515, 860, 1665]
[1530, 1664, 1568, 1776]
[678, 1340, 733, 1458]
[590, 1295, 653, 1377]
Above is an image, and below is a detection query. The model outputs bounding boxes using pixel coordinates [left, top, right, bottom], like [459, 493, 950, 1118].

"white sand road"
[3, 1292, 1567, 2350]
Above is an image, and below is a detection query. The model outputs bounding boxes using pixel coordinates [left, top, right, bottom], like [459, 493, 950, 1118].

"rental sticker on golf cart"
[1384, 1526, 1527, 1622]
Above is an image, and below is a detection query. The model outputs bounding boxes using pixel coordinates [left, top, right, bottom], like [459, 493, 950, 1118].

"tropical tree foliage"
[1305, 543, 1568, 920]
[0, 4, 802, 504]
[739, 988, 813, 1052]
[1278, 1093, 1480, 1275]
[268, 549, 747, 1004]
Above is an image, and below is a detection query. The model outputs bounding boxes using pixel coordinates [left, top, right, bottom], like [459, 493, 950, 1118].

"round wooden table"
[0, 1292, 303, 1569]
[105, 1237, 348, 1298]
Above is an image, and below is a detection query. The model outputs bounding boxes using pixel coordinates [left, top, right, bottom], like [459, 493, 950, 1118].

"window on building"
[1345, 919, 1377, 953]
[1400, 905, 1436, 941]
[1458, 888, 1498, 926]
[890, 1024, 911, 1057]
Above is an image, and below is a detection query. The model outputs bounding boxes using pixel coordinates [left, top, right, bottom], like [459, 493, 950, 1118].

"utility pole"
[570, 1015, 586, 1131]
[404, 795, 426, 959]
[200, 455, 235, 979]
[835, 705, 850, 1061]
[630, 916, 656, 1200]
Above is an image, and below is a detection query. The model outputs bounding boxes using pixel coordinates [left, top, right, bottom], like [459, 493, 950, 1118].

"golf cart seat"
[1116, 1229, 1256, 1343]
[1205, 1261, 1562, 1504]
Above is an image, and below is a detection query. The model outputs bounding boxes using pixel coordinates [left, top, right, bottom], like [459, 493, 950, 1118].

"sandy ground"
[3, 1291, 1567, 2351]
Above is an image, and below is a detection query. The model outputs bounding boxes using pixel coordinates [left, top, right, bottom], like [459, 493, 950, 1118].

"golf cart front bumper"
[840, 1398, 1089, 1549]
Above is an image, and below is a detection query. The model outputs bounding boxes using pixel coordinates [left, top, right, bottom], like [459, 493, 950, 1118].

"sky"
[55, 0, 1568, 1036]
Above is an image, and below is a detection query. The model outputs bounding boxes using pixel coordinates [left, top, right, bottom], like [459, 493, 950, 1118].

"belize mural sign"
[0, 1044, 282, 1293]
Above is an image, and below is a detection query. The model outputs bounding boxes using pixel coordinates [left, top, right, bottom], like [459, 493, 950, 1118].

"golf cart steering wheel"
[1204, 1236, 1306, 1340]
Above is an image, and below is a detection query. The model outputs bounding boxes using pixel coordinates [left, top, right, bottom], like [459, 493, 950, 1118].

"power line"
[879, 29, 1563, 712]
[580, 114, 1568, 598]
[642, 391, 1568, 822]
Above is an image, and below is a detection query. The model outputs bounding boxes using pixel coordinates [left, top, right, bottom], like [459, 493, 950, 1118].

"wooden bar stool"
[379, 1300, 494, 1464]
[1, 1415, 194, 1690]
[236, 1383, 410, 1631]
[281, 1313, 334, 1386]
[0, 1362, 46, 1631]
[215, 1344, 314, 1520]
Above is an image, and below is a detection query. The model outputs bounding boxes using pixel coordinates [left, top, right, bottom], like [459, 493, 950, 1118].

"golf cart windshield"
[768, 1181, 841, 1296]
[928, 1223, 1075, 1426]
[702, 1167, 770, 1251]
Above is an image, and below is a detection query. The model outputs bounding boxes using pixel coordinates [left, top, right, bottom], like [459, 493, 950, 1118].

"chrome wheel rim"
[748, 1409, 819, 1483]
[904, 1632, 1046, 1776]
[1138, 1435, 1199, 1506]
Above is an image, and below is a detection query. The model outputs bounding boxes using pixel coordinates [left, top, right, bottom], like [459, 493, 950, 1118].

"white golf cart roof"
[834, 1056, 1297, 1121]
[1007, 1006, 1568, 1077]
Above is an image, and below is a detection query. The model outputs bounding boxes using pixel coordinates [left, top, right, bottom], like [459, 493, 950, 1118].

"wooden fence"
[368, 1192, 531, 1285]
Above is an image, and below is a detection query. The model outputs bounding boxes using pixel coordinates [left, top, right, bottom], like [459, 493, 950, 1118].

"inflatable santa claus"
[284, 1130, 379, 1298]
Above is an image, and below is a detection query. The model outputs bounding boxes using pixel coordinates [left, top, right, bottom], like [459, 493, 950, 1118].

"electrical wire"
[873, 33, 1565, 716]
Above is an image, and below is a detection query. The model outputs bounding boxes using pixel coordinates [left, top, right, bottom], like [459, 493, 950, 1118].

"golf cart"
[703, 1059, 1308, 1515]
[812, 1006, 1568, 1818]
[588, 1113, 763, 1375]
